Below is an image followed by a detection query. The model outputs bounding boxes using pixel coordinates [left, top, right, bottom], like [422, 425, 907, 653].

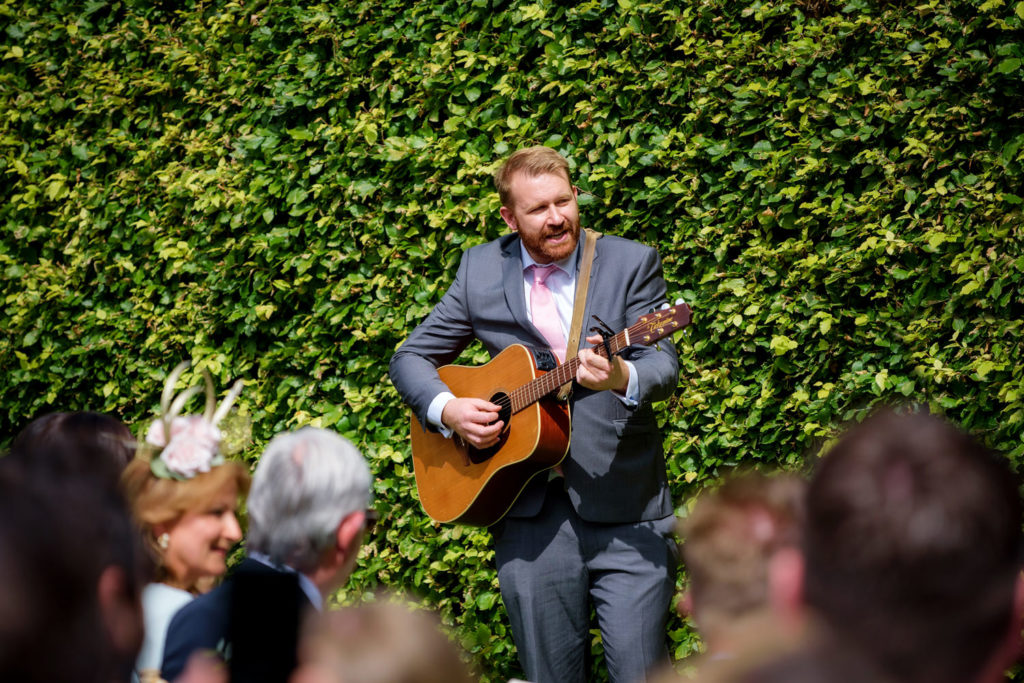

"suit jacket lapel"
[501, 235, 537, 338]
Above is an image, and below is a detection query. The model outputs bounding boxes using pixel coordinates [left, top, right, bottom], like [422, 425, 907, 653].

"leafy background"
[2, 0, 1023, 679]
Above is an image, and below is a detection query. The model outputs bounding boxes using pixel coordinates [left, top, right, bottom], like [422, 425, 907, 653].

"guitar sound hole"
[468, 391, 512, 464]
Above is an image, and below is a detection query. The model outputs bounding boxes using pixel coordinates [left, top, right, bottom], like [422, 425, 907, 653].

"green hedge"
[2, 0, 1023, 679]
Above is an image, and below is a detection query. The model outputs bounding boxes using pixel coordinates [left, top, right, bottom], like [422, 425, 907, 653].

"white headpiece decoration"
[145, 361, 243, 480]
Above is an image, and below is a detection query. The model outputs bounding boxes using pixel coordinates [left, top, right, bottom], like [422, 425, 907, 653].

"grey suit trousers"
[493, 479, 678, 683]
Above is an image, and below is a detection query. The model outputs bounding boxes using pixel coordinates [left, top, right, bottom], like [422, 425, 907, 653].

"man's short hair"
[680, 471, 806, 633]
[494, 146, 572, 209]
[246, 428, 372, 573]
[297, 597, 477, 683]
[804, 409, 1022, 683]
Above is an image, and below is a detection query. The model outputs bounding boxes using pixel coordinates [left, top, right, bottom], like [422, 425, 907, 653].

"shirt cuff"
[612, 360, 640, 407]
[427, 391, 456, 437]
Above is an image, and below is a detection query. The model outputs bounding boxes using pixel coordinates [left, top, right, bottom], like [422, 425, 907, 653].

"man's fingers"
[468, 420, 503, 437]
[469, 397, 503, 412]
[577, 351, 609, 381]
[469, 408, 499, 426]
[465, 421, 504, 448]
[446, 397, 507, 447]
[578, 347, 606, 370]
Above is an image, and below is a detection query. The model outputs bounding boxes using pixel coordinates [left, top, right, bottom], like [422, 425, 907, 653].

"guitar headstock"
[630, 299, 692, 346]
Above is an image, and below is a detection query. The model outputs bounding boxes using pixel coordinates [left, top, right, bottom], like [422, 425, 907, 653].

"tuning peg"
[675, 298, 686, 306]
[660, 303, 670, 310]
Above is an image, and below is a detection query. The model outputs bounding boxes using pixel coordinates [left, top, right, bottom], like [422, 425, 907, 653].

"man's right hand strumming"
[441, 397, 504, 449]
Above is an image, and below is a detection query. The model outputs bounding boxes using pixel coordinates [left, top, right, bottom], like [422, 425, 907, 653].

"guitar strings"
[481, 329, 643, 416]
[466, 311, 686, 426]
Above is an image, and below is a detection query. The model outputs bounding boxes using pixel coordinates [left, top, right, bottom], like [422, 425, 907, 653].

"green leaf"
[874, 371, 888, 391]
[994, 58, 1021, 75]
[476, 592, 500, 610]
[770, 336, 799, 355]
[975, 361, 997, 380]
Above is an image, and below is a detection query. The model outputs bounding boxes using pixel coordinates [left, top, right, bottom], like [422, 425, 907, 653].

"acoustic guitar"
[409, 301, 692, 527]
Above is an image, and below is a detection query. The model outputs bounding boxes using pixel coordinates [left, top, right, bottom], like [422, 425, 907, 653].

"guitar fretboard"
[505, 304, 687, 414]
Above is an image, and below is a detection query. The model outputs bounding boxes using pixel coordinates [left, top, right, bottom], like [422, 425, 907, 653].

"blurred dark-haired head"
[803, 409, 1023, 683]
[679, 471, 807, 652]
[0, 457, 149, 682]
[9, 411, 134, 487]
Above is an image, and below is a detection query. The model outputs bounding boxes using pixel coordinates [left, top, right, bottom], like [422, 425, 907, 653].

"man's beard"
[519, 222, 580, 263]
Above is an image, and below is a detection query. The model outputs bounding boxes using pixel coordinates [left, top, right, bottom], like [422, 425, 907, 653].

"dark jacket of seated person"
[161, 556, 310, 683]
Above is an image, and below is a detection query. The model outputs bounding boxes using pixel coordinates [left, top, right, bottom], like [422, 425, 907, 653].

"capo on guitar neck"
[589, 315, 616, 358]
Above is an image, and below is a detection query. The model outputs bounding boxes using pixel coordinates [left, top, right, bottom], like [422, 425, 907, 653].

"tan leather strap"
[557, 228, 601, 400]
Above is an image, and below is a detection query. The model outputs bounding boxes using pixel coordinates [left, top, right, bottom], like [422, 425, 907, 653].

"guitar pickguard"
[468, 391, 513, 464]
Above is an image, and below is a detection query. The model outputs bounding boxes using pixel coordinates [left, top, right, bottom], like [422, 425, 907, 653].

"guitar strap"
[557, 227, 602, 401]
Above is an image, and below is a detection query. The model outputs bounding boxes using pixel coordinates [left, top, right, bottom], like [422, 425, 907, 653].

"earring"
[158, 532, 170, 550]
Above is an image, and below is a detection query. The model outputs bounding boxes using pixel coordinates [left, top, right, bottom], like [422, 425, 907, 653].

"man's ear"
[1008, 573, 1024, 661]
[974, 571, 1024, 683]
[97, 565, 143, 657]
[677, 589, 694, 617]
[998, 573, 1024, 666]
[335, 510, 366, 559]
[499, 206, 517, 232]
[768, 547, 804, 623]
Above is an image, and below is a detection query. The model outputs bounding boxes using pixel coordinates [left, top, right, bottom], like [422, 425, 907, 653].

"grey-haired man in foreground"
[161, 428, 374, 682]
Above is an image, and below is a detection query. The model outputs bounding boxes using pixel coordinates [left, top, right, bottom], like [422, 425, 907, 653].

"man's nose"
[545, 206, 564, 225]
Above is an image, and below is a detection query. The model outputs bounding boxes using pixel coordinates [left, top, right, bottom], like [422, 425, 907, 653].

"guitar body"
[410, 344, 571, 527]
[408, 301, 691, 527]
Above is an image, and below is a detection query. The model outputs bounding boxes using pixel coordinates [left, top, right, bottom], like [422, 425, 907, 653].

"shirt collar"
[519, 238, 581, 278]
[246, 551, 324, 611]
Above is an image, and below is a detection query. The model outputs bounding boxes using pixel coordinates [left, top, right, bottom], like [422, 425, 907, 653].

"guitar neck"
[504, 302, 690, 414]
[507, 331, 628, 413]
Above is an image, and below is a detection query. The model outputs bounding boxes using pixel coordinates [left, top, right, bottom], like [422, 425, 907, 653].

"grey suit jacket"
[389, 232, 679, 524]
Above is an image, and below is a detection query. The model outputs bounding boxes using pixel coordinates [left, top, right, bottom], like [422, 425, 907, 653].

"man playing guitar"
[389, 146, 681, 683]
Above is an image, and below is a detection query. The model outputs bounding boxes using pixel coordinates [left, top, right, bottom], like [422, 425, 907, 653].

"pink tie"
[530, 264, 567, 363]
